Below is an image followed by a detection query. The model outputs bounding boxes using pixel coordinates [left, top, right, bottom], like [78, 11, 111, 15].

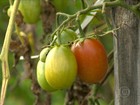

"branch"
[51, 0, 120, 38]
[131, 3, 140, 17]
[119, 1, 140, 17]
[0, 0, 20, 105]
[51, 0, 140, 40]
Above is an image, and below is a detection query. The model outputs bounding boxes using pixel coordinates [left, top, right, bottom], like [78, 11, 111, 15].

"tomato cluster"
[36, 29, 108, 92]
[18, 0, 41, 24]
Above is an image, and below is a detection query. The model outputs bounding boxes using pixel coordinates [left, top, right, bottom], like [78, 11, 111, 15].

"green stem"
[119, 1, 140, 17]
[81, 0, 86, 9]
[9, 0, 13, 5]
[57, 30, 61, 45]
[102, 3, 113, 30]
[56, 12, 70, 18]
[56, 13, 60, 28]
[51, 0, 140, 40]
[15, 24, 25, 45]
[76, 16, 85, 37]
[50, 0, 122, 39]
[0, 0, 20, 105]
[131, 3, 140, 17]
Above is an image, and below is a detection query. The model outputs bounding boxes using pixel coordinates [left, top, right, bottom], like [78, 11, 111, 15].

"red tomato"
[71, 38, 108, 84]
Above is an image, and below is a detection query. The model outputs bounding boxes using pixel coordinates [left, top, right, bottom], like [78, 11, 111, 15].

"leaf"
[76, 0, 105, 34]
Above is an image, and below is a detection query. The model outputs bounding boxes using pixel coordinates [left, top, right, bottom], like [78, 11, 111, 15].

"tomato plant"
[18, 0, 41, 24]
[71, 38, 108, 84]
[45, 45, 77, 89]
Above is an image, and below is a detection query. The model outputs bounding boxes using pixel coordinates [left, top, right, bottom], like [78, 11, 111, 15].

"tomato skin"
[45, 45, 77, 89]
[56, 29, 77, 44]
[71, 38, 108, 84]
[39, 48, 50, 62]
[19, 0, 41, 24]
[37, 61, 56, 92]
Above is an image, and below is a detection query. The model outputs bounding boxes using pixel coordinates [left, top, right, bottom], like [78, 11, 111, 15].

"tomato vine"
[0, 0, 20, 105]
[0, 0, 140, 105]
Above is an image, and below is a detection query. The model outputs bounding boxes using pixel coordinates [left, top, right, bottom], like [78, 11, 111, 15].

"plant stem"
[119, 1, 140, 17]
[76, 15, 85, 38]
[57, 30, 61, 45]
[51, 1, 120, 37]
[81, 0, 86, 9]
[51, 0, 140, 40]
[131, 3, 140, 17]
[102, 3, 113, 30]
[15, 24, 25, 45]
[0, 0, 20, 105]
[9, 0, 13, 5]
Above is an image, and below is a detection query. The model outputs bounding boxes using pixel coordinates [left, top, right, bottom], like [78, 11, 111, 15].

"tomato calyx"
[74, 36, 97, 45]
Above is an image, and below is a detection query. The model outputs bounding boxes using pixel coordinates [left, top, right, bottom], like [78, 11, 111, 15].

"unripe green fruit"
[19, 0, 41, 24]
[45, 45, 77, 89]
[37, 61, 56, 92]
[56, 29, 77, 44]
[39, 48, 50, 62]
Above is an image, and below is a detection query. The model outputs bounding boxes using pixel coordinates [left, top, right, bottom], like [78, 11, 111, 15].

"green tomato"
[19, 0, 41, 24]
[45, 45, 77, 89]
[37, 61, 56, 92]
[39, 48, 50, 62]
[56, 29, 77, 44]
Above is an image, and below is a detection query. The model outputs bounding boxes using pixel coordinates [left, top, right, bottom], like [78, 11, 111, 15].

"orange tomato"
[71, 38, 108, 84]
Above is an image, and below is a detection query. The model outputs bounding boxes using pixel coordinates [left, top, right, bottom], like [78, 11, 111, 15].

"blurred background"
[0, 0, 114, 105]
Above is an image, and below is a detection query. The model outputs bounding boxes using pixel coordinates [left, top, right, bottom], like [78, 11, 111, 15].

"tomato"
[19, 0, 41, 24]
[71, 38, 108, 84]
[45, 45, 77, 89]
[56, 29, 78, 44]
[39, 48, 50, 62]
[37, 61, 56, 92]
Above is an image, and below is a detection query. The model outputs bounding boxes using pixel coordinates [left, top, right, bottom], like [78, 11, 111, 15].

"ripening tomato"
[19, 0, 41, 24]
[71, 38, 108, 84]
[37, 61, 56, 92]
[56, 29, 78, 44]
[45, 45, 77, 89]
